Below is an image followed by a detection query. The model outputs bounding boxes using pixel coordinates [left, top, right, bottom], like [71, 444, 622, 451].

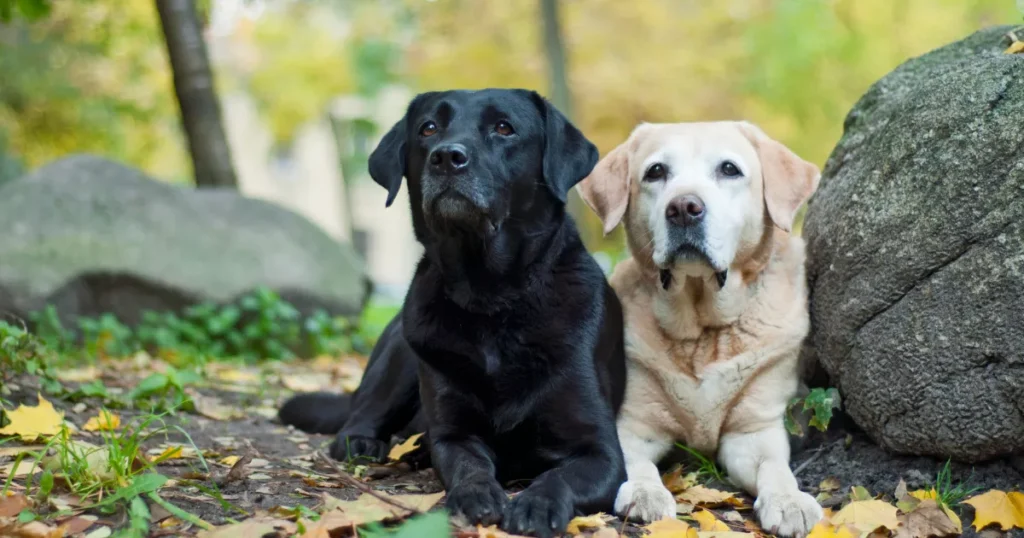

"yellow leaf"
[819, 477, 841, 492]
[663, 467, 699, 494]
[55, 366, 100, 383]
[83, 412, 121, 432]
[909, 489, 937, 502]
[893, 499, 959, 538]
[151, 446, 185, 462]
[692, 510, 730, 531]
[0, 395, 64, 442]
[695, 533, 755, 538]
[964, 490, 1024, 531]
[831, 499, 900, 533]
[475, 525, 531, 538]
[644, 517, 698, 538]
[220, 455, 241, 466]
[676, 486, 743, 507]
[807, 520, 856, 538]
[1005, 40, 1024, 54]
[566, 513, 608, 534]
[942, 505, 962, 534]
[387, 433, 424, 462]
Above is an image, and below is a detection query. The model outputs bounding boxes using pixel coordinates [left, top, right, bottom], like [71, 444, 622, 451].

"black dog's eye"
[644, 163, 668, 182]
[419, 121, 438, 137]
[719, 160, 742, 178]
[495, 121, 515, 136]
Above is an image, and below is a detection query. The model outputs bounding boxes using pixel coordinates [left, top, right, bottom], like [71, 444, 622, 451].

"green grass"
[675, 443, 725, 482]
[932, 460, 979, 509]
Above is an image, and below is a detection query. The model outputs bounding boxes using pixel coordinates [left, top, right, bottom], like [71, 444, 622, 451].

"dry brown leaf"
[692, 509, 730, 531]
[0, 446, 46, 458]
[663, 467, 699, 494]
[895, 479, 908, 500]
[566, 512, 609, 534]
[894, 499, 959, 538]
[218, 453, 253, 486]
[964, 490, 1024, 531]
[188, 391, 246, 421]
[317, 491, 445, 528]
[59, 514, 97, 535]
[197, 517, 297, 538]
[676, 485, 744, 507]
[0, 517, 64, 538]
[0, 395, 64, 441]
[644, 517, 698, 538]
[387, 433, 424, 461]
[831, 499, 900, 534]
[0, 493, 31, 518]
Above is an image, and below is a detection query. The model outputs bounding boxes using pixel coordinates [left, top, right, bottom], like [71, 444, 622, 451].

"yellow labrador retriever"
[578, 121, 822, 537]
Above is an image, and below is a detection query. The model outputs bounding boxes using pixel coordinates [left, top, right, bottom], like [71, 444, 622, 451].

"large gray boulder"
[0, 155, 369, 326]
[803, 26, 1024, 462]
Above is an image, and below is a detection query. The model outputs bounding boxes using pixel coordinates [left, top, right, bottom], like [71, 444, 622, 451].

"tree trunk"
[540, 0, 572, 119]
[155, 0, 238, 188]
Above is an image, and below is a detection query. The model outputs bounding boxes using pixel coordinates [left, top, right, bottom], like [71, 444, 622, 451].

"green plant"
[675, 443, 725, 482]
[305, 310, 353, 356]
[29, 306, 74, 350]
[932, 460, 980, 509]
[785, 387, 842, 437]
[79, 313, 137, 358]
[128, 366, 200, 412]
[0, 320, 62, 394]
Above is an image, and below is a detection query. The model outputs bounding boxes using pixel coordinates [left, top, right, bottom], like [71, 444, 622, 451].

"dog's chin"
[658, 244, 724, 275]
[424, 194, 501, 237]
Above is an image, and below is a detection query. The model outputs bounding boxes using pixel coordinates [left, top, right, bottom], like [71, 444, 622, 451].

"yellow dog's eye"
[644, 163, 668, 181]
[420, 121, 438, 137]
[719, 161, 742, 177]
[495, 121, 515, 136]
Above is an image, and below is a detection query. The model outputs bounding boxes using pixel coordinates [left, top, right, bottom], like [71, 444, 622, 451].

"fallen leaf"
[1006, 40, 1024, 54]
[807, 521, 856, 538]
[692, 510, 730, 531]
[0, 493, 31, 518]
[82, 412, 120, 432]
[964, 490, 1024, 531]
[220, 455, 241, 466]
[592, 529, 620, 538]
[0, 519, 65, 538]
[319, 491, 444, 524]
[0, 395, 64, 442]
[84, 527, 112, 538]
[282, 373, 331, 393]
[719, 511, 743, 523]
[388, 433, 424, 462]
[566, 513, 608, 534]
[150, 445, 190, 462]
[849, 486, 873, 502]
[894, 479, 908, 500]
[59, 514, 97, 535]
[695, 533, 755, 538]
[188, 391, 246, 421]
[197, 517, 297, 538]
[476, 524, 532, 537]
[677, 502, 696, 515]
[894, 499, 959, 538]
[0, 446, 46, 458]
[677, 486, 743, 507]
[645, 517, 699, 538]
[831, 499, 900, 534]
[909, 489, 937, 502]
[820, 478, 841, 493]
[663, 467, 699, 494]
[218, 453, 253, 486]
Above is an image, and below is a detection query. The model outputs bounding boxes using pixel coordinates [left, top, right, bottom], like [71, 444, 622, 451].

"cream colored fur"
[578, 122, 822, 537]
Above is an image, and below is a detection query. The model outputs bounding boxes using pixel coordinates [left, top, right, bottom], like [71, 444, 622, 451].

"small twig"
[315, 451, 421, 515]
[793, 438, 846, 477]
[619, 502, 635, 534]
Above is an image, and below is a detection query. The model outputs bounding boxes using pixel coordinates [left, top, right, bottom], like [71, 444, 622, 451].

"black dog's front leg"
[432, 429, 508, 526]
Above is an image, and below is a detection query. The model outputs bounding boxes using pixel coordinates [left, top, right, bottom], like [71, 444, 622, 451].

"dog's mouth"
[425, 190, 501, 236]
[658, 243, 728, 291]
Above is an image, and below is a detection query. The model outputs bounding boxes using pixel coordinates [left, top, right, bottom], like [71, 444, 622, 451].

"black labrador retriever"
[279, 89, 626, 537]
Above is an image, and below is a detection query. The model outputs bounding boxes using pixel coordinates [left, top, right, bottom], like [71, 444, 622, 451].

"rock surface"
[803, 26, 1024, 462]
[0, 155, 368, 327]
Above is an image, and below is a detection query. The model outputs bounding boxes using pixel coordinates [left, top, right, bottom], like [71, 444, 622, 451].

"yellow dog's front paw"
[755, 488, 823, 538]
[614, 479, 676, 523]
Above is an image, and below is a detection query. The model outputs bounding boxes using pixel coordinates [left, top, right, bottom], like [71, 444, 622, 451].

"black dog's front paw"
[446, 478, 508, 526]
[328, 433, 388, 463]
[502, 484, 573, 538]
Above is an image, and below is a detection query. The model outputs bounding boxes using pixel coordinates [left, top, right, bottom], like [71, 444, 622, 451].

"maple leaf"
[566, 513, 608, 534]
[388, 433, 424, 462]
[0, 395, 64, 442]
[82, 411, 120, 432]
[663, 467, 699, 494]
[963, 490, 1024, 531]
[676, 486, 743, 507]
[831, 499, 900, 534]
[644, 517, 698, 538]
[807, 520, 856, 538]
[692, 510, 730, 531]
[893, 499, 959, 538]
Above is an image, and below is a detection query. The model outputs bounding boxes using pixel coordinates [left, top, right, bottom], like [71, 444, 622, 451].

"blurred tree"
[540, 0, 571, 118]
[156, 0, 237, 188]
[0, 0, 49, 22]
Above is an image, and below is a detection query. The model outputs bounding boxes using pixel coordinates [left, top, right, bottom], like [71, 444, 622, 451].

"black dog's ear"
[367, 116, 408, 207]
[531, 93, 599, 204]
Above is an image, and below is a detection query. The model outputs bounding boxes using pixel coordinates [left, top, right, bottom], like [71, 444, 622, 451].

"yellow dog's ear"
[576, 142, 631, 235]
[738, 122, 820, 232]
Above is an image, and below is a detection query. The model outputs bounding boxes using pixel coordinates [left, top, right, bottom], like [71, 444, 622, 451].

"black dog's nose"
[665, 194, 705, 226]
[428, 144, 469, 173]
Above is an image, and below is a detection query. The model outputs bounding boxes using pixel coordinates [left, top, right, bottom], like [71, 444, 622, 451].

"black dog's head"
[368, 89, 598, 240]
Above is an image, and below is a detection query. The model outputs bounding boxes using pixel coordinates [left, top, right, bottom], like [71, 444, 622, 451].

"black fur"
[279, 89, 626, 537]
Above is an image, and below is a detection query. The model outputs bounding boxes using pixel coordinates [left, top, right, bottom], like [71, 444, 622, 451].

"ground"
[1, 353, 1023, 538]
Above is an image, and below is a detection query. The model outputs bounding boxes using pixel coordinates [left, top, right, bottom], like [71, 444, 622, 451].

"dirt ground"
[2, 361, 1023, 538]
